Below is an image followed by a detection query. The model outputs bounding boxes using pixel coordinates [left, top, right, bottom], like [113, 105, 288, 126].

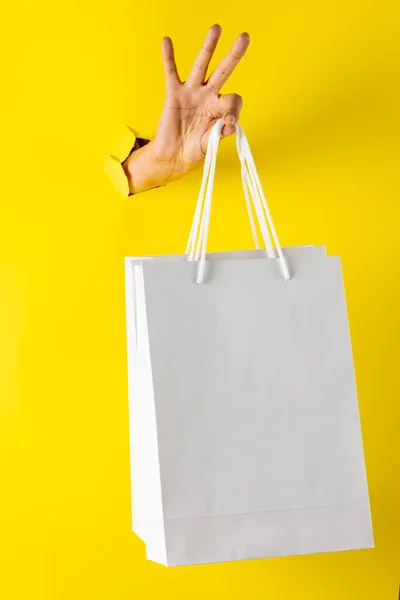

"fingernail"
[226, 113, 236, 125]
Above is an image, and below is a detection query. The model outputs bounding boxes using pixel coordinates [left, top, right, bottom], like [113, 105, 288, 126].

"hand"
[123, 25, 250, 194]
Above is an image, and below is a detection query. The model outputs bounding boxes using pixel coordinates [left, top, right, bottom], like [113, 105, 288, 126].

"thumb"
[218, 93, 243, 136]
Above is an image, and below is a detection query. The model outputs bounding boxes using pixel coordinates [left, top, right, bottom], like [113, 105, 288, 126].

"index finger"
[206, 32, 250, 92]
[162, 36, 181, 90]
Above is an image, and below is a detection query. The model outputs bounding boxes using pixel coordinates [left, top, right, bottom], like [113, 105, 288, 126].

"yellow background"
[1, 0, 399, 598]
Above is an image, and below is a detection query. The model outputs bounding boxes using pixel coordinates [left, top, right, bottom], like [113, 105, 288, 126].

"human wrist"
[123, 139, 182, 194]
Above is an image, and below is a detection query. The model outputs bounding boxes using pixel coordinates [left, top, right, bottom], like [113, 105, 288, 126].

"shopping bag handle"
[188, 120, 279, 274]
[186, 118, 291, 284]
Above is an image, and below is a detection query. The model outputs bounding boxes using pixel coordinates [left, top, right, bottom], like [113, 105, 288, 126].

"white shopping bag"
[125, 119, 373, 566]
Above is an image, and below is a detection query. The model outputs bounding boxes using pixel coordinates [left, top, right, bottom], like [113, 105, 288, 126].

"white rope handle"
[194, 122, 222, 283]
[186, 121, 221, 258]
[194, 120, 223, 264]
[241, 163, 261, 249]
[190, 121, 290, 282]
[187, 118, 291, 283]
[186, 121, 271, 259]
[236, 130, 275, 257]
[237, 125, 290, 280]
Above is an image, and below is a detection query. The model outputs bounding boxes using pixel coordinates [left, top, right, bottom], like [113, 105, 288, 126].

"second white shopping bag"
[125, 119, 373, 566]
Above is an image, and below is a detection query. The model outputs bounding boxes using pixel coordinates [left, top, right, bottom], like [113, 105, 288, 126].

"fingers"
[186, 24, 222, 86]
[162, 37, 181, 90]
[200, 95, 242, 152]
[207, 32, 250, 92]
[201, 95, 243, 153]
[218, 93, 243, 136]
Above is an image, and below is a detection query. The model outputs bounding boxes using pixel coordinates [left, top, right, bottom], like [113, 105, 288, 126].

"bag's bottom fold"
[146, 501, 373, 566]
